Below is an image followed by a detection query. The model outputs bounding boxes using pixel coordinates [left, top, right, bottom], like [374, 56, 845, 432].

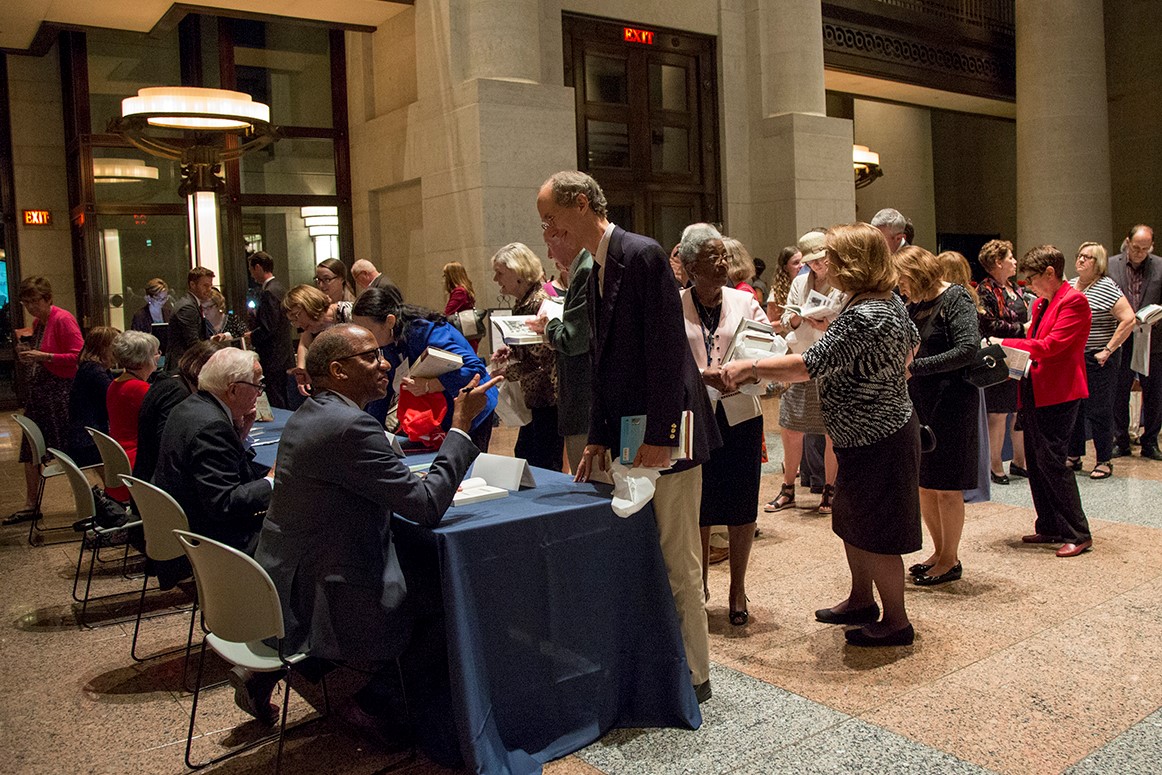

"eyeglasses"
[1076, 253, 1094, 261]
[314, 275, 338, 285]
[334, 347, 387, 366]
[539, 214, 556, 232]
[693, 250, 728, 265]
[232, 379, 266, 391]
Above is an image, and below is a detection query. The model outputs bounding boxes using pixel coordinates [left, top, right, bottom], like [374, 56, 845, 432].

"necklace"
[692, 291, 722, 363]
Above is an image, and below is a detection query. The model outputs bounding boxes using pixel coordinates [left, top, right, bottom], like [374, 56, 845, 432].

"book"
[619, 411, 693, 466]
[1136, 304, 1162, 326]
[998, 345, 1030, 380]
[784, 288, 848, 321]
[410, 346, 463, 379]
[452, 477, 509, 506]
[255, 390, 275, 422]
[491, 315, 544, 345]
[538, 297, 564, 322]
[720, 318, 781, 365]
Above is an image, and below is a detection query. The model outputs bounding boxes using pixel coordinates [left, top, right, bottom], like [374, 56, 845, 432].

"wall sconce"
[853, 144, 883, 189]
[300, 206, 339, 262]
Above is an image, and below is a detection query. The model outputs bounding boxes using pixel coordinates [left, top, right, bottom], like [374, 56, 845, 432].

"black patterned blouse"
[977, 275, 1028, 339]
[801, 295, 920, 448]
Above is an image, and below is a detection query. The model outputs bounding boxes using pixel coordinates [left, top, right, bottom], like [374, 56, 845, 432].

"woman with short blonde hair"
[283, 284, 353, 396]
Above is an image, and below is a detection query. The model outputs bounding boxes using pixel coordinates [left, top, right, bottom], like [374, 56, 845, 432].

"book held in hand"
[1136, 304, 1162, 326]
[491, 315, 545, 346]
[410, 346, 463, 379]
[452, 477, 509, 506]
[784, 288, 848, 321]
[620, 411, 693, 466]
[538, 297, 564, 322]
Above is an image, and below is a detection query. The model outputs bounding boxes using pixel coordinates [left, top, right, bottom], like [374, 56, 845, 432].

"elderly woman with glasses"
[1068, 242, 1135, 479]
[314, 258, 357, 303]
[677, 224, 769, 627]
[283, 284, 354, 396]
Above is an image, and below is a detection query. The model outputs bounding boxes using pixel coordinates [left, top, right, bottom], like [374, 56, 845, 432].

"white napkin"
[608, 462, 662, 517]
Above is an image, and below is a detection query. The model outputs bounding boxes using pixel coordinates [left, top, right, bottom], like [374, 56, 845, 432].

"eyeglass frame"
[332, 347, 387, 367]
[232, 379, 266, 391]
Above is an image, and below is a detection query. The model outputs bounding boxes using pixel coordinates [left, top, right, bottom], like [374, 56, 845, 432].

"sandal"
[1066, 456, 1082, 471]
[3, 508, 36, 525]
[729, 595, 750, 627]
[818, 484, 834, 515]
[764, 483, 796, 512]
[1090, 462, 1113, 480]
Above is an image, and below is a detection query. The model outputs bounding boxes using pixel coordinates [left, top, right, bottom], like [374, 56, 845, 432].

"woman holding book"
[768, 230, 840, 515]
[488, 242, 562, 471]
[977, 239, 1030, 484]
[722, 222, 921, 648]
[353, 288, 498, 452]
[678, 224, 768, 626]
[1068, 242, 1135, 479]
[897, 246, 981, 586]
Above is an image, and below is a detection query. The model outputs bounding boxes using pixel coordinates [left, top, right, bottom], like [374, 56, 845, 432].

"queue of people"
[10, 171, 1154, 760]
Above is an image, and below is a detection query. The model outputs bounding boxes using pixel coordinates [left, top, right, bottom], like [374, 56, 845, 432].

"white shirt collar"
[593, 222, 617, 268]
[262, 275, 274, 289]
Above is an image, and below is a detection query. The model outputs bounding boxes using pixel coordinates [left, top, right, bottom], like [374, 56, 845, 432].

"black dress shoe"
[228, 666, 285, 725]
[908, 562, 933, 577]
[1007, 464, 1029, 478]
[815, 603, 880, 625]
[990, 471, 1010, 485]
[913, 562, 963, 586]
[1141, 448, 1162, 461]
[694, 679, 712, 703]
[1110, 445, 1131, 458]
[845, 624, 915, 647]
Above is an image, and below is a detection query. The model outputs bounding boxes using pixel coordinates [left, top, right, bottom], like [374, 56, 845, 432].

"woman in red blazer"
[998, 245, 1093, 557]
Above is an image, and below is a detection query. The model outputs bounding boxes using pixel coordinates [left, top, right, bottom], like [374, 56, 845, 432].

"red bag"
[397, 389, 448, 449]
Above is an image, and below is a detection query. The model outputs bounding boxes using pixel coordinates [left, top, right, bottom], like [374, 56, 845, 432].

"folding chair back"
[122, 476, 188, 563]
[87, 428, 132, 491]
[47, 448, 95, 524]
[13, 414, 48, 463]
[173, 530, 284, 644]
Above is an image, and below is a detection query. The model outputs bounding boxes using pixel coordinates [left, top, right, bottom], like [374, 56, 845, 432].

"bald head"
[351, 259, 380, 292]
[306, 325, 365, 381]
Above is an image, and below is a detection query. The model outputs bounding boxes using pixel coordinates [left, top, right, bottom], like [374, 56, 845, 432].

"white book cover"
[1136, 304, 1162, 326]
[452, 477, 509, 506]
[492, 315, 545, 345]
[410, 346, 463, 379]
[784, 288, 848, 321]
[538, 297, 564, 322]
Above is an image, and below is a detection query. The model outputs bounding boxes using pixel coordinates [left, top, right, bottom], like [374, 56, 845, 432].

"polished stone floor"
[1, 404, 1160, 775]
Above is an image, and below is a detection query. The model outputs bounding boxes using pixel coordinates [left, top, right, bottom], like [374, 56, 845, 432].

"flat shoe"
[913, 562, 963, 586]
[3, 509, 36, 525]
[1007, 464, 1029, 478]
[990, 471, 1010, 485]
[1022, 533, 1061, 544]
[228, 666, 282, 726]
[1056, 539, 1093, 557]
[845, 624, 915, 647]
[815, 602, 880, 625]
[908, 562, 933, 576]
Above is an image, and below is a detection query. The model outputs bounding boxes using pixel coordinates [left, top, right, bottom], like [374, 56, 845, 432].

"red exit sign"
[22, 209, 52, 226]
[623, 26, 655, 45]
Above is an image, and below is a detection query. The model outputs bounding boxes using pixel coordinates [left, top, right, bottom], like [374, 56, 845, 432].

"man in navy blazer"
[246, 252, 294, 409]
[537, 170, 720, 703]
[252, 324, 496, 740]
[152, 347, 273, 553]
[1107, 224, 1162, 458]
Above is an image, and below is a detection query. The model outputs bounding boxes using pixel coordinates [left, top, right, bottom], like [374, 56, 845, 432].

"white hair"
[870, 208, 907, 233]
[197, 348, 259, 396]
[351, 259, 378, 277]
[112, 330, 159, 369]
[677, 223, 723, 270]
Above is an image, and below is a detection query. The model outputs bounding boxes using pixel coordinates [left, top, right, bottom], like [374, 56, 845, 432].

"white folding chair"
[86, 427, 132, 498]
[175, 530, 328, 773]
[12, 414, 79, 545]
[122, 476, 199, 684]
[51, 448, 143, 628]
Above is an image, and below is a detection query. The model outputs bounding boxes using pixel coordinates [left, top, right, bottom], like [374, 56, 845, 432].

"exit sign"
[623, 27, 655, 45]
[22, 209, 52, 226]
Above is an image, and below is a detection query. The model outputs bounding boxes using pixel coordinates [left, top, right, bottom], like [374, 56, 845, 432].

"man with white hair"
[351, 258, 404, 304]
[152, 347, 273, 554]
[871, 208, 908, 253]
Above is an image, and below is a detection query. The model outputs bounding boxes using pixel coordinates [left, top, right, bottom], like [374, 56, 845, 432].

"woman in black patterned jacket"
[977, 239, 1029, 484]
[722, 223, 921, 648]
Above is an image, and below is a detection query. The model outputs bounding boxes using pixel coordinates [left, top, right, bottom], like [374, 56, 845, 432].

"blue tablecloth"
[249, 411, 701, 774]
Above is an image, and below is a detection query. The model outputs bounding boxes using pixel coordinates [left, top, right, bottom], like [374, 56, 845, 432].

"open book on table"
[619, 411, 693, 466]
[784, 288, 848, 321]
[452, 477, 509, 506]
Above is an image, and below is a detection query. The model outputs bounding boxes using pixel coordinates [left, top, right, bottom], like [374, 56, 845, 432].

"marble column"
[1015, 0, 1112, 261]
[750, 0, 854, 256]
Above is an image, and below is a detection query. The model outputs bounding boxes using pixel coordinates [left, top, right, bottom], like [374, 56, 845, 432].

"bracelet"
[1101, 346, 1112, 354]
[751, 359, 759, 381]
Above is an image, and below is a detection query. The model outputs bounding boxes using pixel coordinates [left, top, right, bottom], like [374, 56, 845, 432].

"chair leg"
[129, 573, 151, 661]
[182, 600, 201, 694]
[78, 534, 103, 629]
[185, 640, 209, 770]
[27, 475, 45, 546]
[71, 532, 90, 602]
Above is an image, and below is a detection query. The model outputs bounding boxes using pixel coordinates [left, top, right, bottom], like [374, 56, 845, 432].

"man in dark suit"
[245, 252, 294, 409]
[1107, 224, 1162, 458]
[152, 347, 273, 553]
[165, 266, 217, 374]
[537, 170, 720, 703]
[252, 324, 496, 741]
[351, 258, 404, 305]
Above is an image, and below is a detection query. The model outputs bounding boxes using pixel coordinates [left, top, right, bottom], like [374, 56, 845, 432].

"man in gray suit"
[250, 324, 498, 742]
[1108, 224, 1162, 458]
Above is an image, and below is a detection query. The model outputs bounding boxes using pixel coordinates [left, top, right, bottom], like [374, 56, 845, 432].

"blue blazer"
[254, 390, 479, 662]
[586, 227, 720, 470]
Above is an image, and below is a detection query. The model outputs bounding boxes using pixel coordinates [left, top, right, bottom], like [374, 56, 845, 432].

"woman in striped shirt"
[1068, 242, 1135, 479]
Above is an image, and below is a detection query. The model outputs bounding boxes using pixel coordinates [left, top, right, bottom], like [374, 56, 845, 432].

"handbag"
[964, 343, 1009, 389]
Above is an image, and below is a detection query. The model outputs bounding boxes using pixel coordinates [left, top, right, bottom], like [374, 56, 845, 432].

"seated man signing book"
[250, 324, 500, 744]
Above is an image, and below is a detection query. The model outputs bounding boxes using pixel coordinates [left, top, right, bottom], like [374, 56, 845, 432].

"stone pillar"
[460, 0, 542, 83]
[748, 0, 854, 257]
[1016, 0, 1111, 262]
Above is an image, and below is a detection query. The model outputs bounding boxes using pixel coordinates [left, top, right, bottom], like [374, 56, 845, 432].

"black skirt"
[831, 412, 922, 555]
[984, 379, 1018, 413]
[699, 402, 764, 527]
[911, 375, 980, 491]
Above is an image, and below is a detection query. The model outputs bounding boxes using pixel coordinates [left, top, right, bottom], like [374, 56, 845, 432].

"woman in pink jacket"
[8, 276, 83, 523]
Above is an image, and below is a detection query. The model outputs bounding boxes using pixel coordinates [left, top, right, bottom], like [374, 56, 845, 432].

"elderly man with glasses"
[251, 324, 498, 745]
[152, 347, 274, 554]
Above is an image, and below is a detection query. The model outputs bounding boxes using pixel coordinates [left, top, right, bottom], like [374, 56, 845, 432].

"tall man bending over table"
[537, 170, 720, 702]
